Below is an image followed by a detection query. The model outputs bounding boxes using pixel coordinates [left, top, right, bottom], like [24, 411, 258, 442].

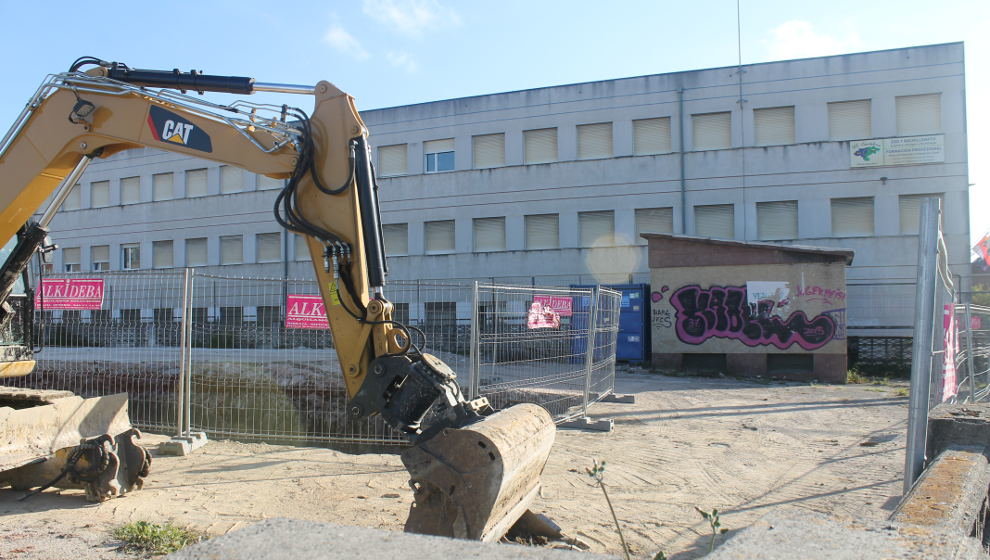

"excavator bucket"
[401, 403, 556, 542]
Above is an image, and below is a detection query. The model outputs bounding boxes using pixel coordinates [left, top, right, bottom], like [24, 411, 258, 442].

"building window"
[220, 235, 243, 265]
[831, 197, 874, 237]
[186, 168, 208, 197]
[424, 220, 455, 253]
[256, 233, 281, 262]
[577, 123, 613, 159]
[91, 310, 111, 324]
[425, 301, 456, 329]
[635, 207, 673, 243]
[121, 309, 141, 323]
[633, 117, 672, 155]
[754, 106, 795, 146]
[152, 172, 173, 201]
[392, 302, 410, 325]
[424, 139, 455, 173]
[220, 306, 243, 324]
[757, 201, 798, 240]
[220, 165, 243, 193]
[899, 194, 943, 234]
[579, 211, 615, 247]
[186, 238, 208, 267]
[383, 224, 408, 256]
[378, 144, 408, 176]
[695, 204, 735, 239]
[828, 100, 871, 140]
[121, 243, 141, 270]
[256, 173, 283, 190]
[473, 217, 506, 252]
[91, 180, 110, 208]
[257, 305, 282, 325]
[692, 112, 731, 150]
[294, 234, 309, 261]
[896, 93, 941, 136]
[472, 134, 505, 168]
[525, 214, 559, 250]
[62, 184, 81, 211]
[154, 308, 174, 325]
[524, 128, 557, 164]
[62, 247, 80, 272]
[120, 176, 141, 204]
[153, 240, 173, 268]
[91, 245, 109, 271]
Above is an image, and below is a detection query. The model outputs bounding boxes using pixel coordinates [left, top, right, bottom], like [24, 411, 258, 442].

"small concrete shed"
[643, 234, 854, 383]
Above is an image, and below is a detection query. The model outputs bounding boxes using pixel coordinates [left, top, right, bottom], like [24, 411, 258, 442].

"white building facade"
[43, 43, 971, 337]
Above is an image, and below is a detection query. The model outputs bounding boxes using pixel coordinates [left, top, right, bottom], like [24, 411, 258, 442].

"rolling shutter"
[378, 144, 408, 176]
[63, 185, 81, 210]
[120, 176, 141, 204]
[62, 247, 80, 271]
[579, 211, 615, 247]
[473, 217, 505, 251]
[831, 197, 874, 236]
[153, 240, 173, 268]
[383, 223, 408, 255]
[425, 220, 455, 253]
[185, 169, 207, 197]
[473, 134, 505, 168]
[524, 128, 557, 163]
[91, 181, 110, 207]
[828, 100, 871, 140]
[220, 235, 242, 264]
[899, 194, 943, 234]
[635, 207, 674, 242]
[220, 165, 242, 193]
[692, 112, 731, 150]
[256, 173, 282, 190]
[256, 233, 280, 262]
[294, 234, 310, 261]
[186, 238, 207, 266]
[633, 118, 672, 155]
[896, 94, 941, 136]
[695, 204, 735, 239]
[91, 245, 109, 269]
[152, 172, 173, 201]
[577, 123, 613, 159]
[424, 138, 454, 154]
[525, 214, 559, 249]
[757, 201, 798, 240]
[754, 107, 795, 145]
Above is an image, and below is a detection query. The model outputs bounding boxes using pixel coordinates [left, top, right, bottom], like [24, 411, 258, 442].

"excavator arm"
[0, 58, 555, 541]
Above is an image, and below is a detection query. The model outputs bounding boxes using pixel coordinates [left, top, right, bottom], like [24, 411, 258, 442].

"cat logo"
[147, 106, 213, 153]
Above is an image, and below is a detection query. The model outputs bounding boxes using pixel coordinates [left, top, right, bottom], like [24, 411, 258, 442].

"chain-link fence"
[15, 272, 621, 447]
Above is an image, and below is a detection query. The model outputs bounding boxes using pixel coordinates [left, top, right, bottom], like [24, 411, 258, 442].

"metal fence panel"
[587, 287, 621, 407]
[954, 304, 990, 402]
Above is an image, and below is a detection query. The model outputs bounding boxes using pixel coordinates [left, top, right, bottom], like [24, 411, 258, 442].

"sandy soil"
[0, 371, 909, 559]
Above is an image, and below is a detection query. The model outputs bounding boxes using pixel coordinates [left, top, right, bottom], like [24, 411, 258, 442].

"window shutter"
[383, 223, 408, 255]
[525, 214, 559, 249]
[473, 217, 505, 251]
[91, 181, 110, 207]
[152, 173, 173, 201]
[828, 100, 871, 140]
[220, 235, 242, 264]
[754, 107, 795, 145]
[121, 176, 141, 203]
[757, 201, 798, 240]
[896, 93, 941, 136]
[220, 165, 242, 193]
[635, 207, 673, 242]
[899, 194, 943, 234]
[524, 128, 557, 163]
[294, 234, 310, 261]
[185, 169, 208, 197]
[633, 118, 671, 155]
[63, 184, 81, 210]
[91, 245, 109, 264]
[831, 197, 874, 236]
[473, 134, 505, 168]
[695, 204, 735, 239]
[692, 112, 731, 150]
[378, 144, 408, 176]
[256, 233, 280, 262]
[425, 220, 455, 253]
[579, 211, 615, 247]
[424, 139, 454, 153]
[63, 247, 80, 269]
[577, 123, 613, 159]
[186, 238, 207, 266]
[256, 173, 282, 190]
[153, 240, 173, 268]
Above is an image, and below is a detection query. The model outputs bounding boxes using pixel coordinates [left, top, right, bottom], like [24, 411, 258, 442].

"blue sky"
[1, 0, 987, 249]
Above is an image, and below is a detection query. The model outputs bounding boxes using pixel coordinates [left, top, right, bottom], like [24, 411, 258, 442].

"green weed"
[586, 459, 631, 560]
[695, 507, 729, 553]
[112, 521, 204, 556]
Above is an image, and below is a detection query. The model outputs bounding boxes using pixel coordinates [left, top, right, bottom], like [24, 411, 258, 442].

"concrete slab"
[157, 432, 208, 456]
[165, 518, 616, 560]
[558, 416, 613, 432]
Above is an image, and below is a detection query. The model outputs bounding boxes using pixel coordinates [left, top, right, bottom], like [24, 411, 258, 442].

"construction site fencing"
[17, 272, 621, 447]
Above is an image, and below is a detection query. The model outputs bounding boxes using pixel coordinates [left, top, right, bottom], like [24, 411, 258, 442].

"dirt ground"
[0, 371, 909, 559]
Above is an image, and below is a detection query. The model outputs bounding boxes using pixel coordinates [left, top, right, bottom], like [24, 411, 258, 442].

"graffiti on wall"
[669, 284, 839, 350]
[652, 308, 672, 329]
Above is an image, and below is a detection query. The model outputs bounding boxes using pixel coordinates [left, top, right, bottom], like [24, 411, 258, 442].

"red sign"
[286, 295, 329, 329]
[36, 278, 104, 310]
[533, 295, 573, 317]
[527, 302, 561, 329]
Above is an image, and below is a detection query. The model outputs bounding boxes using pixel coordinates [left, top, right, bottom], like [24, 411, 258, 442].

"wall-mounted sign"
[850, 134, 944, 168]
[36, 278, 104, 310]
[286, 295, 329, 329]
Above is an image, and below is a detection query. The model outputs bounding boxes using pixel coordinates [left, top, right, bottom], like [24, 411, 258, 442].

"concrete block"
[600, 393, 635, 404]
[156, 432, 208, 456]
[559, 417, 613, 432]
[892, 447, 990, 535]
[927, 402, 990, 460]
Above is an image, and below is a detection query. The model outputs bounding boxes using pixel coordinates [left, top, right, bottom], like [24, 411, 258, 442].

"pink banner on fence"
[286, 295, 329, 329]
[943, 304, 958, 401]
[36, 278, 104, 310]
[527, 301, 561, 329]
[533, 295, 572, 317]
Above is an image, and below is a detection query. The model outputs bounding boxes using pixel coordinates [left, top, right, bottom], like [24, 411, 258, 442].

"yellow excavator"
[0, 57, 556, 541]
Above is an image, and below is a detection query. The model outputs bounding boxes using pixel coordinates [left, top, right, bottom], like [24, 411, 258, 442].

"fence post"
[184, 269, 195, 435]
[176, 268, 191, 437]
[904, 197, 939, 494]
[468, 281, 480, 400]
[963, 303, 977, 402]
[582, 286, 599, 416]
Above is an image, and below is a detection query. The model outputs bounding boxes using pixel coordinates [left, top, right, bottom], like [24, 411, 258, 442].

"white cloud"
[764, 20, 863, 60]
[386, 51, 419, 73]
[362, 0, 461, 37]
[323, 22, 370, 60]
